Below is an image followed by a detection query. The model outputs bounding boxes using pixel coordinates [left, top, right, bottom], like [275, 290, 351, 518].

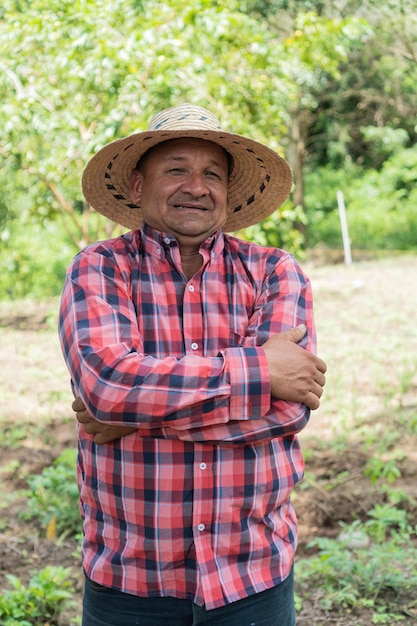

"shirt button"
[188, 285, 195, 292]
[199, 462, 207, 470]
[197, 523, 205, 532]
[191, 342, 198, 350]
[163, 237, 171, 244]
[156, 248, 161, 255]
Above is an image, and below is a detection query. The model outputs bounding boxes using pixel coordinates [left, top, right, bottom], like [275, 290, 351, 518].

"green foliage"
[0, 217, 77, 299]
[296, 515, 417, 620]
[236, 200, 307, 257]
[365, 503, 410, 544]
[307, 1, 417, 171]
[0, 423, 30, 449]
[0, 0, 292, 245]
[2, 0, 413, 277]
[22, 449, 81, 539]
[364, 452, 404, 487]
[305, 145, 417, 250]
[0, 565, 76, 625]
[0, 0, 373, 252]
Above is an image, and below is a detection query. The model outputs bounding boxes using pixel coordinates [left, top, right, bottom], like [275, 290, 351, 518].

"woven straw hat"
[82, 103, 293, 232]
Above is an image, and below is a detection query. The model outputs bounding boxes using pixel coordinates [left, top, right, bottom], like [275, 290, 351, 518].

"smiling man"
[59, 103, 326, 626]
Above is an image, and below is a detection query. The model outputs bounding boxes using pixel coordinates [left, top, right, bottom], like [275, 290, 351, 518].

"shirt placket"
[182, 275, 203, 356]
[182, 273, 223, 606]
[192, 443, 223, 608]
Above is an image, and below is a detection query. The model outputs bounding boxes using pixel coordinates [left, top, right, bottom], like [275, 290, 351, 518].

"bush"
[0, 218, 76, 300]
[237, 200, 307, 259]
[305, 146, 417, 251]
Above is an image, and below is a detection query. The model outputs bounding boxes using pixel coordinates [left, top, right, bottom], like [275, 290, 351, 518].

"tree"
[0, 0, 373, 248]
[278, 11, 370, 226]
[0, 0, 288, 246]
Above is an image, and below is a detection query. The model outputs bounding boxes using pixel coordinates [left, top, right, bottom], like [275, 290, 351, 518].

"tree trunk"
[287, 108, 312, 238]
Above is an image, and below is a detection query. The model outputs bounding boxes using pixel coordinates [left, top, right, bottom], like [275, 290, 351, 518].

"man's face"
[130, 138, 230, 246]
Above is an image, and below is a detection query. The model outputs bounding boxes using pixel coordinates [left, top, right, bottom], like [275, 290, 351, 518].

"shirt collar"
[140, 223, 225, 260]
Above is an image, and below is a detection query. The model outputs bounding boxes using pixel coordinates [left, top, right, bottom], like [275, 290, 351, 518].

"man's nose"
[180, 173, 209, 196]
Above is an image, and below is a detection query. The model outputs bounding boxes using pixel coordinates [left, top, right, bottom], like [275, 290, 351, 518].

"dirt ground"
[1, 252, 417, 625]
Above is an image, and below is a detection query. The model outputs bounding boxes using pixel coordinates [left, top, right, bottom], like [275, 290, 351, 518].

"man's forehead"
[136, 137, 233, 175]
[151, 137, 227, 159]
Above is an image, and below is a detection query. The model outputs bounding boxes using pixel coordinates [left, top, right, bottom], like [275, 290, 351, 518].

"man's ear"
[130, 169, 143, 204]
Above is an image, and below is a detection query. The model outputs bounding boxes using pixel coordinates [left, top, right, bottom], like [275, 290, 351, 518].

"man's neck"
[179, 249, 204, 280]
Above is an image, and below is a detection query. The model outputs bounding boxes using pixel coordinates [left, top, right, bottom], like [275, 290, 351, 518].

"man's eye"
[205, 171, 221, 179]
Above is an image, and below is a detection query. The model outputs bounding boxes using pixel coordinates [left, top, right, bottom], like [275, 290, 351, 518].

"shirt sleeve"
[58, 246, 271, 435]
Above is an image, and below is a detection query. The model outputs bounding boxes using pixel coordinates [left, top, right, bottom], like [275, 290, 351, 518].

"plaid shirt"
[59, 224, 316, 610]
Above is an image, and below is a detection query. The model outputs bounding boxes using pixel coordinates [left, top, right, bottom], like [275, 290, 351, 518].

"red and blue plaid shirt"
[59, 224, 316, 610]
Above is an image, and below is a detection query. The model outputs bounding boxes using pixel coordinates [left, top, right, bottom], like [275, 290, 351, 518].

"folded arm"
[60, 246, 325, 444]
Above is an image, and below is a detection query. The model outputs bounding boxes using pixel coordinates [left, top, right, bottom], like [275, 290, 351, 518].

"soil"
[1, 253, 417, 625]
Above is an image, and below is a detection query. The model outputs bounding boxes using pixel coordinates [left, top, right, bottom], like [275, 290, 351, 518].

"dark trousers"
[82, 567, 296, 625]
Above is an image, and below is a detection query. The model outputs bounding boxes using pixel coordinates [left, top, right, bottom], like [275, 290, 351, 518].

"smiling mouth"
[174, 204, 208, 211]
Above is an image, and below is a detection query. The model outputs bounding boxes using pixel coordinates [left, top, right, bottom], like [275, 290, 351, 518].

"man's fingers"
[94, 433, 109, 445]
[71, 395, 137, 443]
[279, 324, 307, 344]
[304, 375, 326, 410]
[93, 426, 137, 445]
[72, 397, 91, 424]
[316, 357, 327, 374]
[83, 420, 100, 434]
[72, 397, 86, 412]
[82, 420, 138, 443]
[75, 410, 91, 424]
[305, 393, 321, 411]
[312, 380, 325, 399]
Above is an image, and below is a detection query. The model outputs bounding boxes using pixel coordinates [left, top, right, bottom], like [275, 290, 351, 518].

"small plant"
[0, 423, 30, 449]
[22, 449, 80, 539]
[296, 514, 417, 622]
[0, 565, 76, 625]
[364, 451, 404, 486]
[365, 503, 411, 543]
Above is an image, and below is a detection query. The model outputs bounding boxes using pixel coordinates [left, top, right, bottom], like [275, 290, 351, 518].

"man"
[59, 103, 326, 626]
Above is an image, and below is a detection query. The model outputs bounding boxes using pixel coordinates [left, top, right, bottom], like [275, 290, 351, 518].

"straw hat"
[82, 103, 293, 232]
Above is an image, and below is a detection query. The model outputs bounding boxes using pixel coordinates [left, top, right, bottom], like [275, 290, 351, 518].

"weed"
[0, 565, 77, 625]
[0, 424, 29, 449]
[21, 449, 80, 539]
[0, 459, 20, 478]
[296, 516, 417, 621]
[365, 503, 411, 543]
[364, 450, 404, 486]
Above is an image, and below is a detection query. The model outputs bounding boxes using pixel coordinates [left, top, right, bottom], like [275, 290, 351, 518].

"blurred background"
[1, 0, 417, 298]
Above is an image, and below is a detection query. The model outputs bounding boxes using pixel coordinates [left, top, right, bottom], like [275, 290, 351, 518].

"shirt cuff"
[223, 347, 271, 421]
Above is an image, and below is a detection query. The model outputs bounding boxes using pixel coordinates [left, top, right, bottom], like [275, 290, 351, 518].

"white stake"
[337, 190, 352, 265]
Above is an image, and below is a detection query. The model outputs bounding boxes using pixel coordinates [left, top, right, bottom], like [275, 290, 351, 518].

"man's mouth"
[174, 204, 208, 211]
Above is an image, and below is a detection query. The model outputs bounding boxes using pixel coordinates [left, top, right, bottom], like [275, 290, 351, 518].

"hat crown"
[147, 104, 222, 132]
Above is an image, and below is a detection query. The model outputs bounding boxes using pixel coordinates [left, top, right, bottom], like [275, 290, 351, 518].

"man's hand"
[72, 398, 137, 444]
[262, 324, 327, 410]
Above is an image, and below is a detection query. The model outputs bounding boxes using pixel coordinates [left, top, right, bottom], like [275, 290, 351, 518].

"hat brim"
[82, 128, 293, 232]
